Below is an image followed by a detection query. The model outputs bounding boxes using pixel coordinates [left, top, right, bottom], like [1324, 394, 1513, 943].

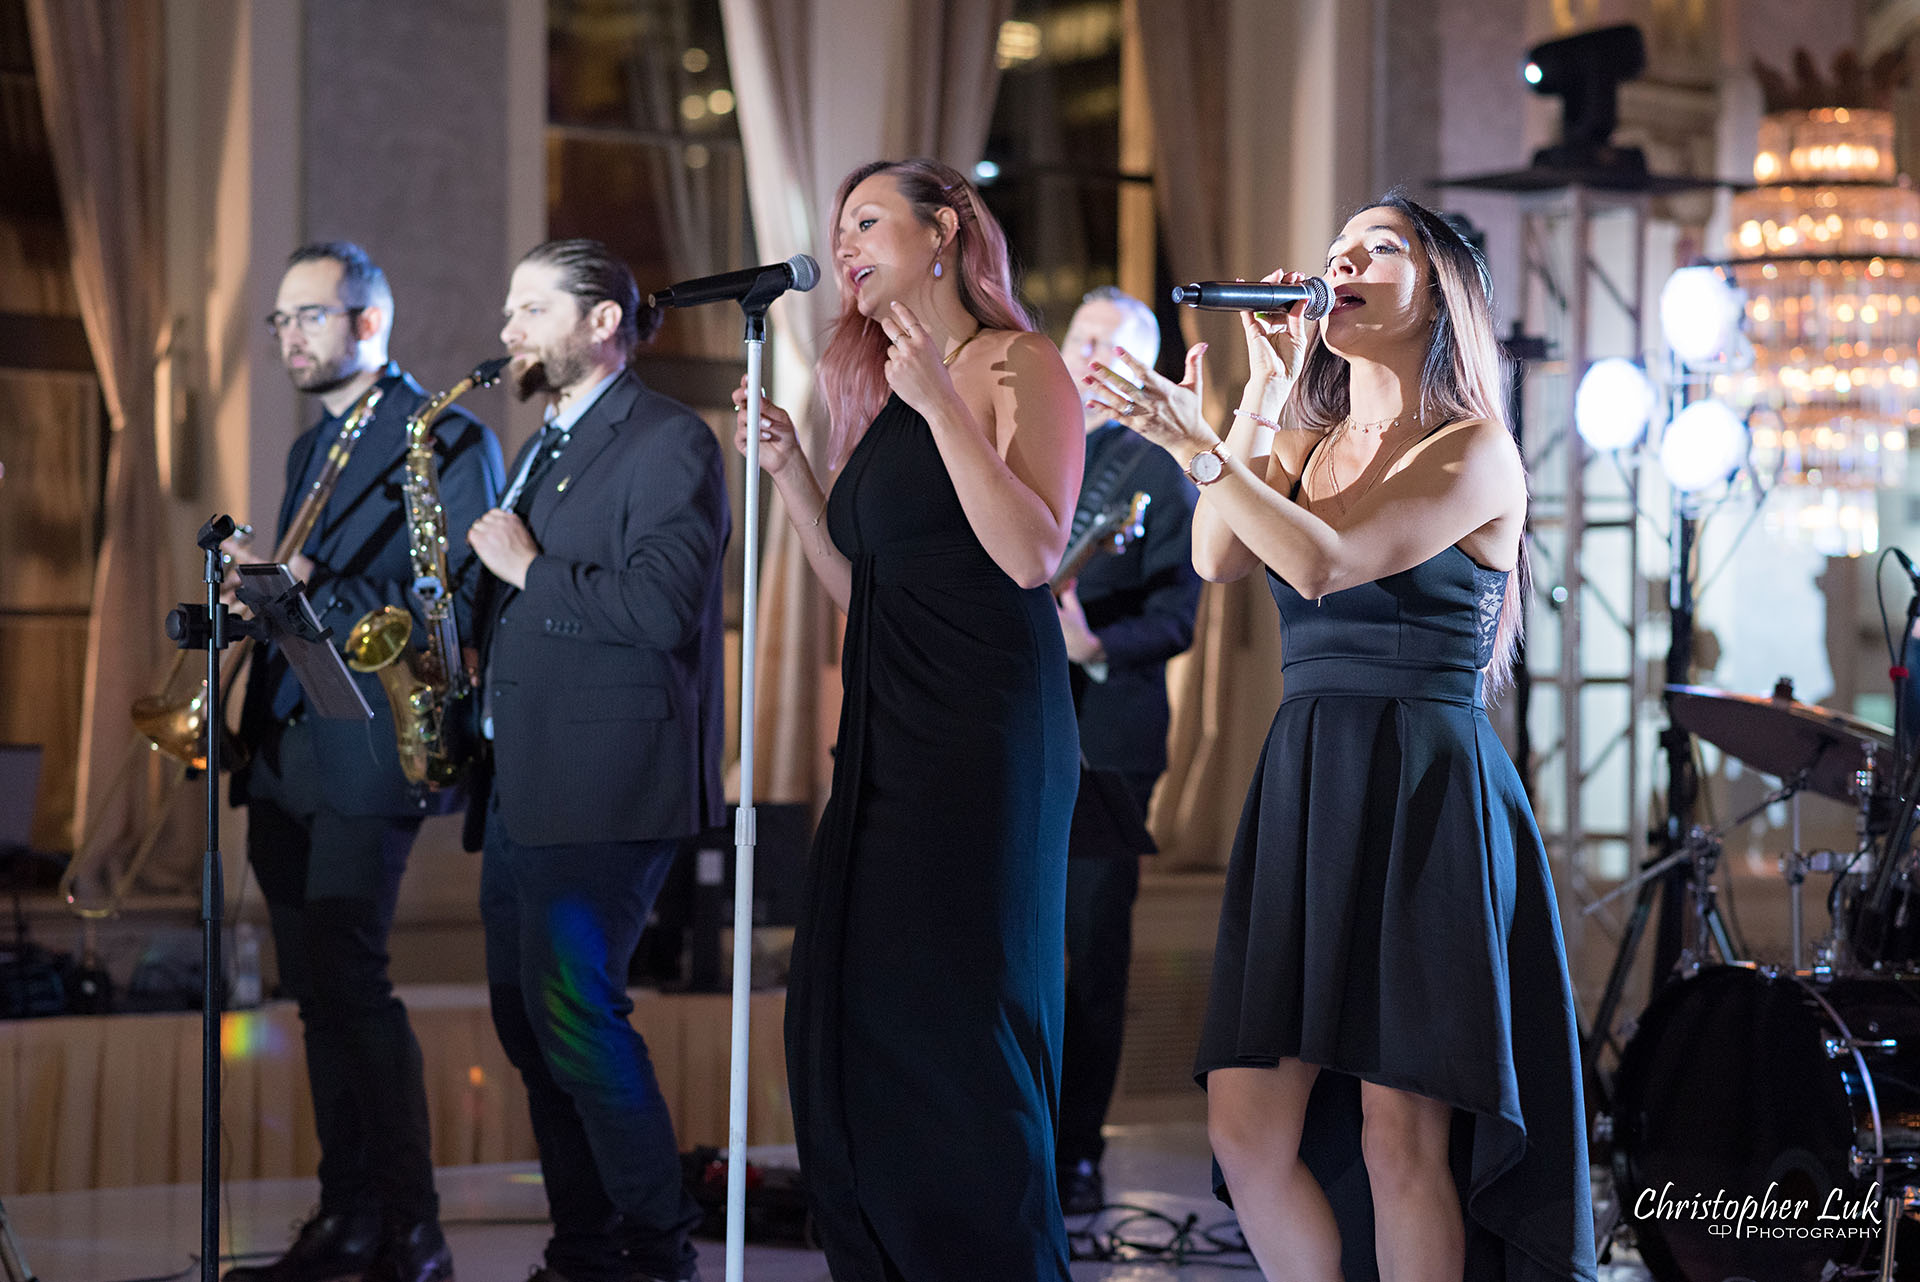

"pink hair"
[817, 159, 1033, 468]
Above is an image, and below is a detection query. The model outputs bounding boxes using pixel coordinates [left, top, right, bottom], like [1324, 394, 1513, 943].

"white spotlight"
[1660, 266, 1747, 370]
[1574, 357, 1656, 451]
[1659, 398, 1749, 492]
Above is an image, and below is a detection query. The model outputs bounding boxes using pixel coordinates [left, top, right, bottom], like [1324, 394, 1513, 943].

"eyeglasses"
[263, 304, 358, 337]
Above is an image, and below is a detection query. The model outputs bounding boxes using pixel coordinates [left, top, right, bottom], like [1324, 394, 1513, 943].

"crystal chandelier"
[1727, 52, 1915, 558]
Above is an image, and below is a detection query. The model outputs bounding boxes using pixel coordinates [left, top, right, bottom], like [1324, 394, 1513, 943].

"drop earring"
[933, 261, 944, 278]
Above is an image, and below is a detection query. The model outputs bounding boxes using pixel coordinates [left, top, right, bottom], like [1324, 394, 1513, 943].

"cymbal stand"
[1785, 788, 1806, 969]
[1582, 780, 1791, 1106]
[1675, 823, 1736, 976]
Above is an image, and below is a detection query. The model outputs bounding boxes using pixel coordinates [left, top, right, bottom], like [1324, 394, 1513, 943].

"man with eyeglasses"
[222, 241, 504, 1282]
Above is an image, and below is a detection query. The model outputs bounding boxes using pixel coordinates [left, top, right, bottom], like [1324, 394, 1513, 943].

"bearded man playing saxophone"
[221, 241, 503, 1282]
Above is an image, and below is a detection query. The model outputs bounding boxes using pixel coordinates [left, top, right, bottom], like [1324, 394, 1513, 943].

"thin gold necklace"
[942, 326, 984, 367]
[1343, 409, 1414, 435]
[1321, 416, 1425, 508]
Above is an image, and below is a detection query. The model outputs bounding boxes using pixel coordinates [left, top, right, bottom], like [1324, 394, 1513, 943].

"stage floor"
[6, 1122, 1652, 1281]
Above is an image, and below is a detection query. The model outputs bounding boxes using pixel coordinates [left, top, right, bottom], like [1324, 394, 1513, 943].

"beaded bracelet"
[1233, 408, 1281, 431]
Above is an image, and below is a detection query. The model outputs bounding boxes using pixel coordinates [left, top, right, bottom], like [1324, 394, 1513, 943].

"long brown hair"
[1284, 191, 1529, 698]
[816, 159, 1032, 467]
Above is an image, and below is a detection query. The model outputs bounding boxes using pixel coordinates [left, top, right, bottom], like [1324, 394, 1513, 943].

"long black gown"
[1193, 488, 1598, 1282]
[786, 394, 1078, 1282]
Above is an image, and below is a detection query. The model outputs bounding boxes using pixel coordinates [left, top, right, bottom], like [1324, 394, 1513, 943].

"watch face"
[1189, 449, 1223, 484]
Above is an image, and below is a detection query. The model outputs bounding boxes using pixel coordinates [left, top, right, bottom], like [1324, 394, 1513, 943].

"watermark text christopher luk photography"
[1633, 1180, 1883, 1241]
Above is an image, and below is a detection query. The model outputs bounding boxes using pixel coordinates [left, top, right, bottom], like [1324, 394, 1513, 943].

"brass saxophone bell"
[345, 605, 415, 672]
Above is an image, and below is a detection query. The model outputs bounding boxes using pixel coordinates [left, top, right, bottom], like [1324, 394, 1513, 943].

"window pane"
[978, 1, 1145, 338]
[546, 130, 750, 359]
[549, 0, 737, 137]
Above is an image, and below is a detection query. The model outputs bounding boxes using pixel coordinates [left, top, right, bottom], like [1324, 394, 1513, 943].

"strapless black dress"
[1194, 536, 1598, 1282]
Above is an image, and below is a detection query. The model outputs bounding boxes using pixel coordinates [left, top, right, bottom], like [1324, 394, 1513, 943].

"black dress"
[1193, 509, 1598, 1282]
[786, 394, 1078, 1281]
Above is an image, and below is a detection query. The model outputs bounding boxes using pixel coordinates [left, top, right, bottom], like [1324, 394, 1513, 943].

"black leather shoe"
[1058, 1159, 1106, 1216]
[223, 1211, 381, 1282]
[364, 1222, 453, 1282]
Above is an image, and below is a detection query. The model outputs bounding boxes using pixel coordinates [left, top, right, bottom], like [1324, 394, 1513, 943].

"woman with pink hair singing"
[734, 158, 1084, 1280]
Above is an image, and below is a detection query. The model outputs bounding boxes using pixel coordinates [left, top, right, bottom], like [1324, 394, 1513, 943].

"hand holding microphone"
[1226, 270, 1324, 384]
[1171, 272, 1333, 319]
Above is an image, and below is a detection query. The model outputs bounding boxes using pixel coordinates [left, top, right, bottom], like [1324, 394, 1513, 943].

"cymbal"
[1666, 684, 1893, 804]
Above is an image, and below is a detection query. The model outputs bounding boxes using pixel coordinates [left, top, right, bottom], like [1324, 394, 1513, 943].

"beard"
[284, 347, 359, 394]
[510, 327, 597, 402]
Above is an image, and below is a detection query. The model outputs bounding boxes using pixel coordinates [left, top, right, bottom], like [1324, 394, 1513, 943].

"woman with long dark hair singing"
[1088, 194, 1596, 1282]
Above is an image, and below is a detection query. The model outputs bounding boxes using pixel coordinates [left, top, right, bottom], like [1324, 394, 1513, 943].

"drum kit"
[1593, 678, 1920, 1282]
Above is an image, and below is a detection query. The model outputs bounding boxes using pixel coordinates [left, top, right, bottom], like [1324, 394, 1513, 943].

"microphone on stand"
[649, 254, 821, 310]
[1893, 546, 1920, 589]
[1171, 276, 1334, 319]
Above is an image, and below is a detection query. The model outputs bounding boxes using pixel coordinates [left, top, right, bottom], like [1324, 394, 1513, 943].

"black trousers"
[480, 810, 701, 1282]
[1058, 770, 1156, 1168]
[245, 717, 437, 1226]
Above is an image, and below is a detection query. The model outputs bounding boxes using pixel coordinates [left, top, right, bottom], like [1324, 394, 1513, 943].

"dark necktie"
[510, 425, 570, 518]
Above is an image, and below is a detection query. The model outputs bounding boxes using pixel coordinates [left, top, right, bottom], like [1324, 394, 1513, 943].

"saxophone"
[344, 357, 508, 788]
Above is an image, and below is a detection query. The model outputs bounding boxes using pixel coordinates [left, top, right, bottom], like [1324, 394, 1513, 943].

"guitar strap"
[1070, 425, 1155, 542]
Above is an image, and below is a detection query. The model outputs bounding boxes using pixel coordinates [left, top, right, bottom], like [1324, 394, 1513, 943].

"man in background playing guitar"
[219, 242, 503, 1282]
[1052, 287, 1203, 1215]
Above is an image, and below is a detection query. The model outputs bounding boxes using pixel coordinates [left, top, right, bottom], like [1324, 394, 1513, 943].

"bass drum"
[1611, 965, 1919, 1282]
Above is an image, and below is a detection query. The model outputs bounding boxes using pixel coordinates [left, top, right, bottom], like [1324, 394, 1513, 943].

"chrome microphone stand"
[650, 255, 819, 1282]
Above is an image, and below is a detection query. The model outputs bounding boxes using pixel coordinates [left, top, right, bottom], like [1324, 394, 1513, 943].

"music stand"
[167, 520, 370, 1282]
[232, 564, 373, 721]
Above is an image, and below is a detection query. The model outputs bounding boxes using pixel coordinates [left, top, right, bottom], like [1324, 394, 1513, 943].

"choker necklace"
[1343, 410, 1418, 435]
[943, 326, 983, 367]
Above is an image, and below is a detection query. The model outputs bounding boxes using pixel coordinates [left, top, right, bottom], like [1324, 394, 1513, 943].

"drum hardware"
[1583, 784, 1782, 1097]
[1609, 965, 1920, 1281]
[1667, 682, 1895, 812]
[1827, 1035, 1901, 1057]
[1881, 1188, 1918, 1282]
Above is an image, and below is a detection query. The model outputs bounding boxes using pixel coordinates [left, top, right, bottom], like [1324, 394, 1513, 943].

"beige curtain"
[1135, 0, 1259, 868]
[719, 0, 1011, 807]
[25, 0, 173, 878]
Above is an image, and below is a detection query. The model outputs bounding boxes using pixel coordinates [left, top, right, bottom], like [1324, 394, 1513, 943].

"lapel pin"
[556, 475, 572, 493]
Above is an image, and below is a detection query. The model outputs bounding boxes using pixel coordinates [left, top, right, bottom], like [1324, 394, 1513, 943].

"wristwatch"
[1186, 442, 1230, 486]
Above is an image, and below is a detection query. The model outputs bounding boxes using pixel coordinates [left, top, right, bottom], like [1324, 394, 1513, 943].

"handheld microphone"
[649, 254, 821, 310]
[1171, 277, 1334, 319]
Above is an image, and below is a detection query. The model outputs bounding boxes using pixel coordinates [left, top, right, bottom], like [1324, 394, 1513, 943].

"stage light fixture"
[1521, 24, 1647, 173]
[1658, 398, 1749, 493]
[1659, 266, 1749, 371]
[1574, 357, 1656, 451]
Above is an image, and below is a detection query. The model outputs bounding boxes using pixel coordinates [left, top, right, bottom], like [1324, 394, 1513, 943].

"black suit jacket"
[1072, 423, 1203, 777]
[475, 369, 731, 848]
[233, 363, 506, 818]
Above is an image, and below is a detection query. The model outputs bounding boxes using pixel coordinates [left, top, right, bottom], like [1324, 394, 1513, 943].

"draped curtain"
[1135, 0, 1256, 868]
[25, 0, 173, 883]
[718, 0, 1011, 807]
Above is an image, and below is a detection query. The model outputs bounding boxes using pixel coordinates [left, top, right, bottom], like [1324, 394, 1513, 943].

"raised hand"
[878, 300, 961, 420]
[1085, 343, 1216, 459]
[1243, 269, 1319, 384]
